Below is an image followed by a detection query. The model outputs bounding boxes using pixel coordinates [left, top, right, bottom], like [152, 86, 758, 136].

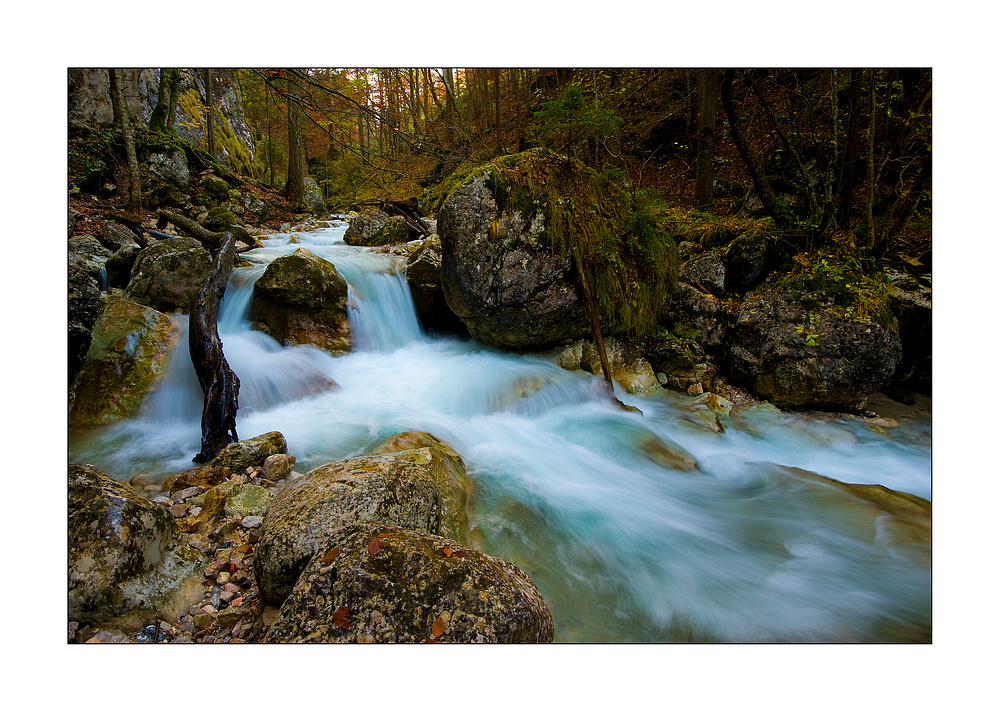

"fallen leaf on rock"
[367, 537, 383, 556]
[321, 547, 340, 564]
[333, 605, 352, 630]
[453, 550, 470, 558]
[431, 617, 445, 638]
[443, 546, 453, 557]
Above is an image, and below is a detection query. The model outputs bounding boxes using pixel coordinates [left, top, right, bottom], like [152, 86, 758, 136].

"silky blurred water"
[69, 219, 931, 642]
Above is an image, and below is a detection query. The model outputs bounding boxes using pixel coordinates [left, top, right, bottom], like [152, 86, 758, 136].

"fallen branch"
[353, 200, 430, 236]
[190, 232, 240, 462]
[158, 209, 222, 248]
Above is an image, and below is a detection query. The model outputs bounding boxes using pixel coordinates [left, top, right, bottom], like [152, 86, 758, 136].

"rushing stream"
[69, 219, 932, 642]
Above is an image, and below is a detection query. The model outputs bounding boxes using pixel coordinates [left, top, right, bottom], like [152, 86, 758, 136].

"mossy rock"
[263, 522, 554, 643]
[69, 298, 181, 427]
[202, 174, 231, 201]
[202, 206, 236, 232]
[123, 237, 212, 313]
[211, 431, 288, 473]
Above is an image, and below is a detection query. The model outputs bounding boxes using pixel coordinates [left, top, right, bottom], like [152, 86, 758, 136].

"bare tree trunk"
[693, 69, 721, 211]
[190, 233, 240, 463]
[205, 68, 217, 159]
[284, 73, 305, 206]
[721, 69, 790, 229]
[865, 70, 877, 251]
[109, 69, 142, 214]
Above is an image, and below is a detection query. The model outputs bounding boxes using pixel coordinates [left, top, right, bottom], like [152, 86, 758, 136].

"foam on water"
[69, 219, 931, 641]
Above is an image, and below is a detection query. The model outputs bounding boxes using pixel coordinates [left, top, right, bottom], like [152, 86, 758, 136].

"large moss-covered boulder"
[728, 285, 902, 410]
[149, 149, 190, 189]
[370, 430, 471, 544]
[254, 455, 442, 605]
[439, 149, 678, 349]
[249, 248, 351, 355]
[68, 464, 203, 625]
[263, 522, 554, 643]
[123, 236, 212, 313]
[202, 206, 236, 232]
[69, 298, 180, 426]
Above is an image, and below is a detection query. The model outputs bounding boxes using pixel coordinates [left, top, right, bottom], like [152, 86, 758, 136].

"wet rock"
[253, 455, 442, 605]
[576, 338, 660, 395]
[124, 236, 212, 313]
[249, 248, 351, 355]
[370, 431, 471, 544]
[885, 270, 931, 394]
[69, 236, 112, 285]
[664, 283, 730, 354]
[68, 261, 104, 385]
[163, 466, 230, 494]
[211, 431, 287, 473]
[100, 220, 141, 252]
[68, 464, 204, 625]
[302, 176, 328, 217]
[728, 285, 902, 410]
[405, 234, 465, 333]
[261, 453, 295, 481]
[104, 242, 142, 289]
[343, 210, 390, 245]
[263, 522, 554, 643]
[69, 298, 181, 427]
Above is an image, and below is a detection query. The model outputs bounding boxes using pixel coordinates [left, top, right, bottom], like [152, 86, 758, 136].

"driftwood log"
[190, 232, 240, 462]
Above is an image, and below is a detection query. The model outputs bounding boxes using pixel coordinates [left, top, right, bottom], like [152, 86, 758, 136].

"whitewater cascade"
[70, 218, 931, 642]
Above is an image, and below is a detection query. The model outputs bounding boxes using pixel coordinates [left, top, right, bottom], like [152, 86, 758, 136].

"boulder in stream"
[68, 261, 103, 385]
[263, 521, 555, 643]
[69, 297, 181, 426]
[728, 285, 902, 410]
[404, 234, 465, 333]
[211, 430, 288, 474]
[254, 454, 442, 605]
[249, 248, 351, 355]
[124, 236, 213, 313]
[68, 464, 203, 625]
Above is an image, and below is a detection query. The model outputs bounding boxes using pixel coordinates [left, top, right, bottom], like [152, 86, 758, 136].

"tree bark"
[149, 69, 172, 133]
[693, 69, 721, 211]
[158, 209, 222, 248]
[190, 232, 240, 463]
[109, 69, 142, 214]
[284, 73, 305, 206]
[205, 68, 217, 159]
[721, 69, 791, 229]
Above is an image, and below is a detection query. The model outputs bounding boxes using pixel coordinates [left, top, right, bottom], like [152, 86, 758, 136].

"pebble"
[216, 571, 231, 585]
[168, 503, 188, 518]
[173, 486, 205, 502]
[153, 495, 172, 505]
[241, 515, 263, 529]
[193, 613, 215, 630]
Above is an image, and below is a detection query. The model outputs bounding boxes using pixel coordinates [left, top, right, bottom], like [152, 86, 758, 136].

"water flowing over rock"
[263, 522, 555, 643]
[249, 248, 351, 355]
[68, 463, 203, 624]
[68, 236, 112, 285]
[124, 236, 213, 313]
[728, 285, 902, 410]
[404, 234, 465, 333]
[69, 298, 180, 426]
[254, 455, 442, 605]
[439, 174, 589, 349]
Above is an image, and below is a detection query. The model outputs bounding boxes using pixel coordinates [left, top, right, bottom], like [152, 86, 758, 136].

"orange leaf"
[333, 605, 352, 630]
[431, 616, 445, 638]
[367, 537, 383, 556]
[321, 547, 340, 564]
[443, 546, 453, 557]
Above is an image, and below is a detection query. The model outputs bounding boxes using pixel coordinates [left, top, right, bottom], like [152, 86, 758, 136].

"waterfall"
[69, 219, 932, 642]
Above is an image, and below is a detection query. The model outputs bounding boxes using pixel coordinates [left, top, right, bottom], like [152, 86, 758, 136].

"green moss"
[460, 151, 679, 338]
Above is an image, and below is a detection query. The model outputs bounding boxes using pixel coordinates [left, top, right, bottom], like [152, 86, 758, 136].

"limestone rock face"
[69, 298, 180, 427]
[68, 464, 202, 624]
[728, 285, 902, 410]
[370, 431, 471, 544]
[124, 236, 212, 313]
[439, 174, 588, 349]
[263, 522, 555, 643]
[254, 455, 442, 605]
[249, 248, 351, 355]
[680, 252, 727, 297]
[665, 283, 730, 354]
[211, 431, 288, 473]
[562, 338, 661, 395]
